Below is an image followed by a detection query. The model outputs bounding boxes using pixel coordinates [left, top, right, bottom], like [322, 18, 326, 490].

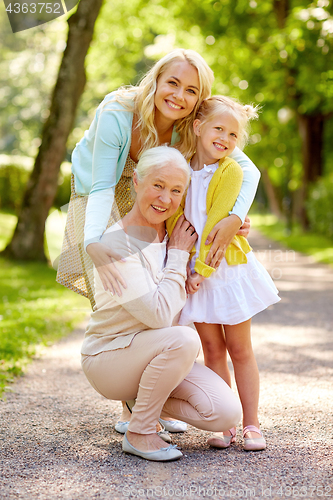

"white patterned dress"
[179, 162, 280, 326]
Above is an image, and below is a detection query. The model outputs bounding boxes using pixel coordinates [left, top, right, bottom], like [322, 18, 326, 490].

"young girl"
[167, 96, 280, 451]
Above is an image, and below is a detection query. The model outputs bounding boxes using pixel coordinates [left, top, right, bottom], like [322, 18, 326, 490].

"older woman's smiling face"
[133, 163, 188, 227]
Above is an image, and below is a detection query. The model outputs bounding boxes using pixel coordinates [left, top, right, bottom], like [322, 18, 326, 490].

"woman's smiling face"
[154, 60, 200, 124]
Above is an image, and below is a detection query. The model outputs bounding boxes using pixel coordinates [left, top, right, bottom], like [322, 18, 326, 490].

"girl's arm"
[186, 272, 206, 294]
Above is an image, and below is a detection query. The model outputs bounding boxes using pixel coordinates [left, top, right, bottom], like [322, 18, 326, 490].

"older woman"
[81, 146, 241, 461]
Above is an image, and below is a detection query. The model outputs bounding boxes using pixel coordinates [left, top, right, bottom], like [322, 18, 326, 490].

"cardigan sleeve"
[194, 159, 244, 278]
[228, 147, 260, 223]
[83, 104, 133, 248]
[110, 248, 189, 329]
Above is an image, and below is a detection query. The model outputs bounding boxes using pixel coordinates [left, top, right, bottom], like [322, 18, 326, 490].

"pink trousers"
[81, 325, 241, 434]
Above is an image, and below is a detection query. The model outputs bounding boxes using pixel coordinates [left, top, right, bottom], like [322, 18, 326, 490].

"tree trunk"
[273, 0, 289, 29]
[261, 169, 283, 219]
[297, 113, 325, 228]
[3, 0, 104, 261]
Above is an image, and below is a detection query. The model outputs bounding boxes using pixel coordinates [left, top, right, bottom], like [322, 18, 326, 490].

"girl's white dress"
[179, 162, 280, 326]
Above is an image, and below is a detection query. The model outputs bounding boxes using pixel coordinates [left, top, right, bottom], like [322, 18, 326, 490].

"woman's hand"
[205, 214, 242, 269]
[186, 272, 205, 294]
[167, 215, 198, 253]
[86, 242, 127, 296]
[237, 215, 251, 237]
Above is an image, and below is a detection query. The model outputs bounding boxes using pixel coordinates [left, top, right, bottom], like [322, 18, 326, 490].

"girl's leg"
[82, 325, 200, 451]
[194, 322, 232, 387]
[224, 319, 261, 439]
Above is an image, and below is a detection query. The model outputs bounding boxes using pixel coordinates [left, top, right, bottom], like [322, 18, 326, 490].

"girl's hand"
[86, 242, 127, 296]
[237, 215, 251, 237]
[205, 214, 242, 269]
[186, 272, 205, 294]
[167, 215, 198, 253]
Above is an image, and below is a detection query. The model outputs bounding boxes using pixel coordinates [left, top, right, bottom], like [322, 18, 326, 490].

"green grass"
[0, 211, 90, 397]
[251, 213, 333, 267]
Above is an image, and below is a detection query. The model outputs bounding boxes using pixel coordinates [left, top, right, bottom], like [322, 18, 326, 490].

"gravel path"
[1, 229, 332, 500]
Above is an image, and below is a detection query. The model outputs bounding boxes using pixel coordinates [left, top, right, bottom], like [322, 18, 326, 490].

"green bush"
[306, 174, 333, 239]
[0, 164, 30, 211]
[0, 155, 71, 212]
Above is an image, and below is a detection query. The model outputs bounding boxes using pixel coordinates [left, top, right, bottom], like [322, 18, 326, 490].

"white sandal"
[115, 400, 171, 443]
[159, 418, 187, 433]
[207, 427, 237, 449]
[243, 425, 266, 451]
[122, 433, 182, 462]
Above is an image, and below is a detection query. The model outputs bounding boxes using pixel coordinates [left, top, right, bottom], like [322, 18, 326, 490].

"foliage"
[251, 212, 333, 266]
[0, 9, 68, 158]
[0, 211, 89, 396]
[307, 173, 333, 238]
[168, 0, 333, 200]
[0, 156, 71, 212]
[1, 0, 333, 230]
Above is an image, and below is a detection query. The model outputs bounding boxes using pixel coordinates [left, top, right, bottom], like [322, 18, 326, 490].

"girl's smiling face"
[154, 61, 200, 125]
[193, 113, 239, 165]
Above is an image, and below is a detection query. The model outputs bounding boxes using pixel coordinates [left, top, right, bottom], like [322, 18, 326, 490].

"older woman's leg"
[82, 325, 201, 437]
[161, 362, 242, 432]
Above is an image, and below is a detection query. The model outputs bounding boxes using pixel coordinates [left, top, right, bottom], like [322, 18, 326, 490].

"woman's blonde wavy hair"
[108, 49, 214, 159]
[194, 95, 260, 150]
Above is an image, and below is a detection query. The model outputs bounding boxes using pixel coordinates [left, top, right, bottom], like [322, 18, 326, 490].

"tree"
[3, 0, 104, 260]
[0, 11, 68, 157]
[168, 0, 333, 227]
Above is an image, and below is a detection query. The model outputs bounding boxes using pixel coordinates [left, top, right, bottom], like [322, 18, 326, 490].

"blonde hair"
[194, 95, 259, 149]
[135, 146, 190, 186]
[103, 49, 214, 159]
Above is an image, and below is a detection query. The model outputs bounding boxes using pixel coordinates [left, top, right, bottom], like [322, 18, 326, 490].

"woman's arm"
[78, 98, 133, 294]
[84, 101, 131, 247]
[106, 217, 197, 329]
[113, 249, 189, 329]
[228, 147, 261, 223]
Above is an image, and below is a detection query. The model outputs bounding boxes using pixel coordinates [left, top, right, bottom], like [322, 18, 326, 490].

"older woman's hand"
[167, 215, 198, 253]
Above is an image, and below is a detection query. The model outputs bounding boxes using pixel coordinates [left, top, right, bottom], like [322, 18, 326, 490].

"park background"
[0, 0, 333, 392]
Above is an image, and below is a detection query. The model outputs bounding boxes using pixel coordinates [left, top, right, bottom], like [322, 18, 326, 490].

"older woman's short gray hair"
[135, 146, 190, 186]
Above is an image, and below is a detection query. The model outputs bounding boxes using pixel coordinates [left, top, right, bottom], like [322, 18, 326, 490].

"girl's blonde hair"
[194, 95, 259, 150]
[104, 49, 214, 159]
